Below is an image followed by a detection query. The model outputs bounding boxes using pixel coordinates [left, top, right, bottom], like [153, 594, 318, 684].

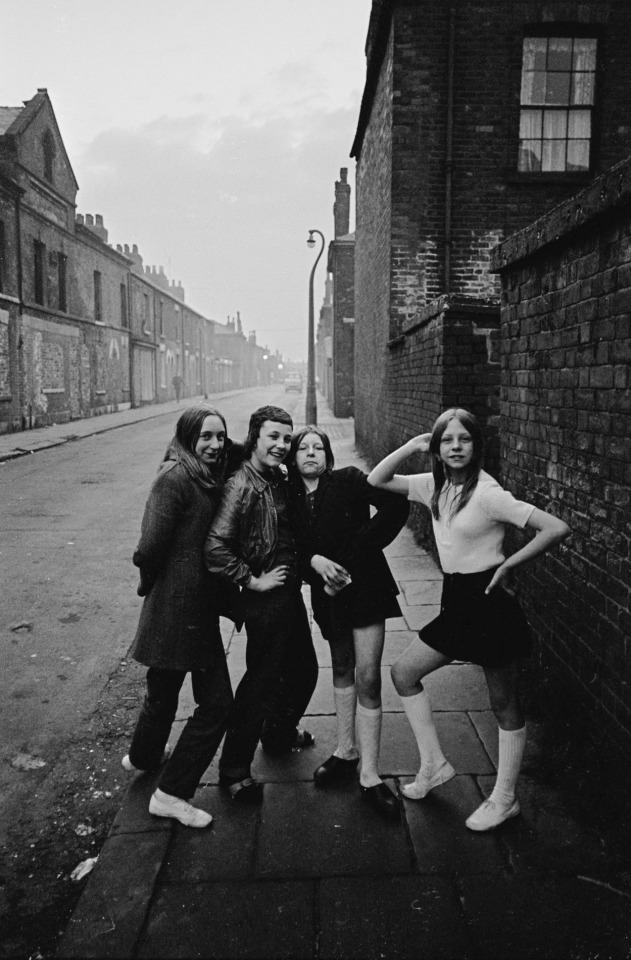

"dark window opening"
[58, 253, 67, 312]
[143, 293, 150, 331]
[34, 240, 46, 304]
[0, 221, 5, 294]
[518, 35, 597, 173]
[94, 270, 102, 322]
[120, 283, 128, 327]
[43, 131, 55, 183]
[159, 299, 164, 336]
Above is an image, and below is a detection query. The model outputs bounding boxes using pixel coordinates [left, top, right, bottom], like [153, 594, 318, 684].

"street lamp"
[306, 228, 324, 425]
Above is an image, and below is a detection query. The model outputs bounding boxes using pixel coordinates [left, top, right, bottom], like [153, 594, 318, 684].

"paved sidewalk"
[47, 401, 630, 959]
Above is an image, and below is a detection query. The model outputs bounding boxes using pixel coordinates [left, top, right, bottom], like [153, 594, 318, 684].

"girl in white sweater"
[367, 408, 570, 831]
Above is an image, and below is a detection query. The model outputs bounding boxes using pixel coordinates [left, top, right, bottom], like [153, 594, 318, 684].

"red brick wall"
[493, 155, 631, 757]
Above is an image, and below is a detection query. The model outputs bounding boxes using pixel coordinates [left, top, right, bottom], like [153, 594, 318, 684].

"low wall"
[492, 155, 631, 758]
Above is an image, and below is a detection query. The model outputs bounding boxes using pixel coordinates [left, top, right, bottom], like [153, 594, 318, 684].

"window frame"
[34, 239, 46, 305]
[93, 270, 102, 323]
[516, 22, 603, 181]
[57, 252, 67, 313]
[0, 220, 5, 294]
[120, 282, 128, 328]
[43, 130, 55, 184]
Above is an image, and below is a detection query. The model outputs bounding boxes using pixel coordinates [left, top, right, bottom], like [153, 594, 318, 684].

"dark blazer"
[131, 460, 228, 671]
[288, 466, 409, 631]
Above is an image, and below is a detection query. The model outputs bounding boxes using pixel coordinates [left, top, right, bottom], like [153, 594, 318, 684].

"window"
[94, 270, 102, 322]
[34, 240, 46, 304]
[518, 35, 597, 173]
[43, 130, 55, 183]
[58, 253, 67, 312]
[143, 293, 150, 332]
[120, 283, 128, 328]
[159, 298, 164, 336]
[0, 221, 5, 293]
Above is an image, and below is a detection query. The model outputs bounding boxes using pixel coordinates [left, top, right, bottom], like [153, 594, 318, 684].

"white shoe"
[149, 788, 212, 828]
[466, 797, 520, 831]
[121, 745, 172, 773]
[400, 761, 456, 800]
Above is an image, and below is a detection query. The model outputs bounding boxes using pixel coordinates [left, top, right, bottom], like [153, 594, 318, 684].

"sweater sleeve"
[478, 480, 535, 528]
[407, 473, 434, 506]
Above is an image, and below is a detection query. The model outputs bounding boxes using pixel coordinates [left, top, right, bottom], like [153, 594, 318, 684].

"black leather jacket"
[204, 460, 285, 585]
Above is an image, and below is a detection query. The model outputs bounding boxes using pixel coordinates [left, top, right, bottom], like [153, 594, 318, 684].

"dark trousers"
[129, 656, 233, 801]
[219, 583, 318, 779]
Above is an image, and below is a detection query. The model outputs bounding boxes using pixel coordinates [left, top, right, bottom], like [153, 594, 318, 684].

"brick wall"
[354, 26, 393, 455]
[331, 240, 355, 418]
[387, 295, 501, 556]
[492, 154, 631, 758]
[352, 0, 631, 464]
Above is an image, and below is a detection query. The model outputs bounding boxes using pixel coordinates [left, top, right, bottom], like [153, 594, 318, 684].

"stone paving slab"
[460, 873, 631, 960]
[404, 774, 508, 875]
[483, 773, 616, 875]
[161, 788, 261, 883]
[393, 605, 442, 631]
[318, 875, 472, 960]
[399, 578, 443, 605]
[254, 780, 412, 878]
[137, 878, 315, 959]
[57, 829, 172, 959]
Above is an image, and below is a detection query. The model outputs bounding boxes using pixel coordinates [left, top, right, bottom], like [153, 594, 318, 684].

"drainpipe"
[444, 7, 456, 294]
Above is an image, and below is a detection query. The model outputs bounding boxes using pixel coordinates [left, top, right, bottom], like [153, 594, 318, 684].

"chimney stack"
[333, 167, 351, 239]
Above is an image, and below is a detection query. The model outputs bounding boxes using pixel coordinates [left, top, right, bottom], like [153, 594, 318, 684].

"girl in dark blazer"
[288, 426, 409, 818]
[123, 403, 239, 828]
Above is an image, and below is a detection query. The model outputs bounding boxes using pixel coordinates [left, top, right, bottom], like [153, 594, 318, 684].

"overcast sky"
[1, 0, 370, 360]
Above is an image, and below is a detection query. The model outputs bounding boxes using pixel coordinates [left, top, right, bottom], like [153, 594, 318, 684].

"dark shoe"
[314, 754, 359, 787]
[360, 782, 399, 819]
[219, 775, 264, 804]
[262, 727, 315, 755]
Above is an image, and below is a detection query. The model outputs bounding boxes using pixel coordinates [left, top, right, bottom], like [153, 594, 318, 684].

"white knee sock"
[489, 725, 527, 806]
[332, 684, 359, 761]
[357, 703, 382, 788]
[400, 690, 447, 775]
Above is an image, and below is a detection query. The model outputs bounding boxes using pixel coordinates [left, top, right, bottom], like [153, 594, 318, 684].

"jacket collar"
[241, 458, 285, 492]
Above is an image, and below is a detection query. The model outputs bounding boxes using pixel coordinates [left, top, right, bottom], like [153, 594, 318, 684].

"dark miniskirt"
[420, 567, 532, 668]
[312, 581, 402, 640]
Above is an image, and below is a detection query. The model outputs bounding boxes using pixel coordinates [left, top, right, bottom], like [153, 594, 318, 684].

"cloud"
[76, 103, 358, 358]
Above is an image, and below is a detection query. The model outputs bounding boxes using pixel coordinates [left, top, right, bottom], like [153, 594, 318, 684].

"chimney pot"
[86, 214, 94, 225]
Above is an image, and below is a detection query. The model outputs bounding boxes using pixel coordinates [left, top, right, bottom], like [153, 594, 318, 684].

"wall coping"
[491, 154, 631, 272]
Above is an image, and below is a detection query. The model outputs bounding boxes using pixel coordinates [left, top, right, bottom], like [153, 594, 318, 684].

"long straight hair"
[164, 404, 228, 490]
[289, 425, 335, 474]
[428, 408, 484, 520]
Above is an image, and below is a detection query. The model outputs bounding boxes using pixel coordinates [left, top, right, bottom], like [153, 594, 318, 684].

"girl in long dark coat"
[288, 426, 409, 818]
[123, 404, 239, 828]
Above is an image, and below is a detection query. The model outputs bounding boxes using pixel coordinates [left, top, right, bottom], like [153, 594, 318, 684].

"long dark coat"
[131, 459, 226, 671]
[288, 466, 409, 635]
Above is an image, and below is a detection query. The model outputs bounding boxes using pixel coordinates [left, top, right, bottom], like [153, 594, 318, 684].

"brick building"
[351, 0, 631, 512]
[0, 90, 277, 433]
[326, 168, 355, 418]
[492, 154, 631, 757]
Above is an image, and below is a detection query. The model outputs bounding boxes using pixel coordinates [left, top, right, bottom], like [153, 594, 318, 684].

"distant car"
[284, 373, 303, 393]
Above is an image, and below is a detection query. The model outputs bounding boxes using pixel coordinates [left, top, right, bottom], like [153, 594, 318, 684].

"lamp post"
[306, 229, 324, 425]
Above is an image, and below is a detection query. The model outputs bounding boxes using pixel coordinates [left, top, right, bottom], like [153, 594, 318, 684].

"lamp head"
[306, 234, 315, 248]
